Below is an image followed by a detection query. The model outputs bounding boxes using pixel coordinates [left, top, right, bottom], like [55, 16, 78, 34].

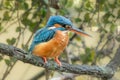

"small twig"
[15, 10, 22, 47]
[45, 68, 50, 80]
[30, 71, 45, 80]
[2, 65, 9, 80]
[97, 0, 100, 23]
[2, 10, 21, 80]
[107, 45, 120, 70]
[2, 61, 17, 80]
[25, 16, 43, 47]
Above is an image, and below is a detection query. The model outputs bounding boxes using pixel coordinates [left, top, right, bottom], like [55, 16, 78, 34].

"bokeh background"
[0, 0, 120, 80]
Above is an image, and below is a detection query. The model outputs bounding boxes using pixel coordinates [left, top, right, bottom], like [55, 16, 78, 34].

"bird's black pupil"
[62, 24, 66, 27]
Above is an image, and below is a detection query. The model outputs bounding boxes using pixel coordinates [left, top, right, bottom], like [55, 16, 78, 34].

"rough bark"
[0, 43, 120, 79]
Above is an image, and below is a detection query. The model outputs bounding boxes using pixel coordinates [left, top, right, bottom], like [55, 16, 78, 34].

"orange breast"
[33, 30, 69, 58]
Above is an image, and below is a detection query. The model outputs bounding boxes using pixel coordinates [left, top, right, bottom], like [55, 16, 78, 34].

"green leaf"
[21, 18, 31, 26]
[66, 0, 73, 7]
[116, 36, 120, 42]
[59, 9, 69, 15]
[10, 57, 17, 63]
[16, 27, 22, 32]
[41, 7, 47, 17]
[89, 49, 96, 61]
[102, 28, 108, 33]
[108, 3, 116, 9]
[21, 44, 28, 51]
[17, 0, 24, 3]
[99, 0, 106, 5]
[85, 1, 92, 9]
[61, 0, 68, 6]
[102, 12, 111, 23]
[84, 13, 90, 22]
[74, 7, 82, 12]
[6, 38, 16, 45]
[80, 48, 95, 64]
[4, 0, 13, 9]
[0, 23, 3, 32]
[15, 1, 28, 10]
[23, 2, 29, 10]
[28, 22, 37, 32]
[76, 36, 81, 41]
[110, 23, 116, 33]
[4, 59, 11, 66]
[75, 18, 81, 23]
[117, 9, 120, 18]
[3, 11, 10, 21]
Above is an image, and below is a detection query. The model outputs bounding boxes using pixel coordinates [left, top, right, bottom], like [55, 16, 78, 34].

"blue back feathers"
[29, 27, 66, 52]
[29, 15, 72, 52]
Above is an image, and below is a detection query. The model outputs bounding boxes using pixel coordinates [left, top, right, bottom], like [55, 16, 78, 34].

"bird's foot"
[42, 57, 47, 64]
[55, 57, 62, 66]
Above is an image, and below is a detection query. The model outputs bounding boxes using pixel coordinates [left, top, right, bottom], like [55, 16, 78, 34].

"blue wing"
[29, 28, 55, 52]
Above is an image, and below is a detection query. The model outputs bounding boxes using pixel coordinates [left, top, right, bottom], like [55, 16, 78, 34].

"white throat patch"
[48, 26, 56, 30]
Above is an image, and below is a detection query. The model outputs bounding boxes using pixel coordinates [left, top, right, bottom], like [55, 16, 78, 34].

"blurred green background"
[0, 0, 120, 80]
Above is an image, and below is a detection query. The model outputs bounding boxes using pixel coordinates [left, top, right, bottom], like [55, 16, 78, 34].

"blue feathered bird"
[29, 15, 90, 66]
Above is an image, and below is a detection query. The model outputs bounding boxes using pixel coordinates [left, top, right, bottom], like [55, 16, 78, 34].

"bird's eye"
[65, 25, 70, 29]
[65, 25, 69, 28]
[62, 24, 66, 27]
[62, 24, 71, 29]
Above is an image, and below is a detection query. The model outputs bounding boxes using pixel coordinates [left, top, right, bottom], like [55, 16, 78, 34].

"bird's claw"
[55, 57, 62, 66]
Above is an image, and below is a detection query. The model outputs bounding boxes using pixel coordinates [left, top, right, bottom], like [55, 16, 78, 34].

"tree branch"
[0, 43, 120, 79]
[107, 45, 120, 70]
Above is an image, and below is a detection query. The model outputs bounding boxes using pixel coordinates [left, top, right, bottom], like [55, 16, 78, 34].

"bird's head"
[46, 15, 91, 37]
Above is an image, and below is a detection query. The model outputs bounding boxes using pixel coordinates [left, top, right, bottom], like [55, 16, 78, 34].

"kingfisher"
[29, 15, 90, 66]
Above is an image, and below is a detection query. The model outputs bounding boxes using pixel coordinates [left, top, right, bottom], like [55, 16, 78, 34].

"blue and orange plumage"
[29, 15, 90, 66]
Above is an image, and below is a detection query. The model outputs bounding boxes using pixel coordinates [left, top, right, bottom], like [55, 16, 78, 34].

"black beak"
[68, 26, 91, 37]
